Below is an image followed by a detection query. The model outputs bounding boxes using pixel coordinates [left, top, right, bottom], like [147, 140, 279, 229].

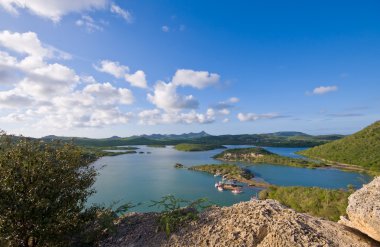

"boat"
[217, 186, 224, 191]
[231, 188, 243, 194]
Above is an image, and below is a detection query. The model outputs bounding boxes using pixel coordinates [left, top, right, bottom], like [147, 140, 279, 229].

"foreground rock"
[101, 200, 377, 247]
[340, 177, 380, 242]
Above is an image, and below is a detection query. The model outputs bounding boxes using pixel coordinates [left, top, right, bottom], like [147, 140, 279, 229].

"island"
[213, 147, 325, 168]
[189, 164, 269, 187]
[82, 146, 138, 157]
[147, 144, 166, 148]
[174, 163, 184, 168]
[174, 143, 226, 152]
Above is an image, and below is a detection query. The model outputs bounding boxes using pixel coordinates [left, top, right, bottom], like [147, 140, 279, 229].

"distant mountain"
[267, 131, 310, 137]
[299, 121, 380, 172]
[134, 131, 211, 140]
[39, 130, 344, 148]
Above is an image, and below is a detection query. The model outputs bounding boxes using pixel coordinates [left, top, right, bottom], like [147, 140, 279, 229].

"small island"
[214, 147, 325, 168]
[174, 143, 226, 152]
[174, 163, 184, 168]
[83, 146, 138, 157]
[147, 144, 166, 148]
[189, 164, 269, 187]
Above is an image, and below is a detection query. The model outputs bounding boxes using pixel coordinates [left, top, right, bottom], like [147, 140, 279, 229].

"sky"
[0, 0, 379, 138]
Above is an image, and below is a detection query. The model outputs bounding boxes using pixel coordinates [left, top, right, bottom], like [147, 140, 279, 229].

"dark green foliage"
[0, 132, 130, 246]
[214, 147, 325, 168]
[299, 121, 380, 173]
[150, 195, 210, 237]
[259, 186, 352, 221]
[174, 143, 226, 152]
[41, 132, 342, 148]
[189, 164, 253, 180]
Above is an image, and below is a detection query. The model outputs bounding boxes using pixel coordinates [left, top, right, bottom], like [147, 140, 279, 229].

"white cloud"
[311, 85, 338, 95]
[138, 108, 215, 125]
[237, 112, 282, 122]
[172, 69, 220, 89]
[0, 30, 135, 129]
[76, 15, 104, 32]
[83, 82, 134, 105]
[110, 3, 132, 23]
[0, 90, 33, 108]
[222, 118, 229, 123]
[147, 81, 198, 112]
[0, 0, 108, 22]
[94, 60, 129, 78]
[95, 59, 147, 88]
[162, 26, 169, 32]
[0, 30, 49, 58]
[228, 97, 239, 103]
[17, 63, 79, 98]
[125, 70, 147, 88]
[219, 109, 230, 115]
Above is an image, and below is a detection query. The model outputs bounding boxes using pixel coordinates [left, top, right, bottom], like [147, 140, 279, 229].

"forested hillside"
[299, 121, 380, 172]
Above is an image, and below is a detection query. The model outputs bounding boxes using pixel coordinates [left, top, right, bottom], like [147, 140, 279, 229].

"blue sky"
[0, 0, 379, 137]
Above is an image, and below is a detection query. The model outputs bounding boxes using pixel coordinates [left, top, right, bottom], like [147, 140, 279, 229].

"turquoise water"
[87, 145, 371, 212]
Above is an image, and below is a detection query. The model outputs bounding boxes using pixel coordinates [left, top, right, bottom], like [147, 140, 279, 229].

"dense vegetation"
[174, 143, 226, 152]
[214, 147, 325, 168]
[259, 186, 352, 221]
[299, 121, 380, 173]
[189, 164, 253, 180]
[41, 131, 342, 148]
[0, 133, 129, 246]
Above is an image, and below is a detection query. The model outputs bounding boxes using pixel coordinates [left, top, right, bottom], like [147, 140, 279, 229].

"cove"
[87, 145, 372, 212]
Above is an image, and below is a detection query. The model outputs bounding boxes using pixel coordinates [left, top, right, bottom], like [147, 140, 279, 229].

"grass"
[259, 186, 352, 221]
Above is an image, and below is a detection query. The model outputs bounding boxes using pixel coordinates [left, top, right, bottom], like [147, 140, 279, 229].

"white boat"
[217, 186, 224, 191]
[231, 188, 243, 194]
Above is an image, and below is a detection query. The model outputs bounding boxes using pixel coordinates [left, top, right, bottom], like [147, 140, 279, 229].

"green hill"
[299, 121, 380, 173]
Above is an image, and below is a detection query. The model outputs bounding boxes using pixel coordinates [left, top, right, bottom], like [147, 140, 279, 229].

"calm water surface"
[88, 145, 371, 212]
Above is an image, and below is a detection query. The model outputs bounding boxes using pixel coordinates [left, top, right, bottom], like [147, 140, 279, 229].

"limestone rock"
[101, 200, 377, 247]
[339, 177, 380, 242]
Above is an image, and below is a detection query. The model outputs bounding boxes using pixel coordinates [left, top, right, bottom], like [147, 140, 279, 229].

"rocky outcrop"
[101, 200, 377, 247]
[339, 177, 380, 242]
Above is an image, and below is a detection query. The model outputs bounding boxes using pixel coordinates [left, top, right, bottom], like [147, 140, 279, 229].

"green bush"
[0, 132, 126, 246]
[150, 195, 210, 237]
[259, 186, 351, 221]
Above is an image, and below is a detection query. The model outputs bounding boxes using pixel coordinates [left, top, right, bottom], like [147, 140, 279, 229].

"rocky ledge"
[339, 176, 380, 242]
[101, 199, 378, 247]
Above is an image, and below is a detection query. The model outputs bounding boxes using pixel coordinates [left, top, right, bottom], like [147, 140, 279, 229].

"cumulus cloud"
[0, 0, 108, 22]
[83, 82, 134, 105]
[162, 26, 169, 32]
[94, 59, 147, 88]
[138, 108, 215, 125]
[125, 70, 147, 88]
[0, 30, 134, 129]
[172, 69, 220, 89]
[147, 81, 198, 112]
[94, 60, 129, 78]
[237, 112, 284, 122]
[110, 3, 132, 23]
[311, 85, 338, 95]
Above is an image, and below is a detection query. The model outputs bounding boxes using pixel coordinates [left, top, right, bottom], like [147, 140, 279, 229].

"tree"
[0, 132, 100, 246]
